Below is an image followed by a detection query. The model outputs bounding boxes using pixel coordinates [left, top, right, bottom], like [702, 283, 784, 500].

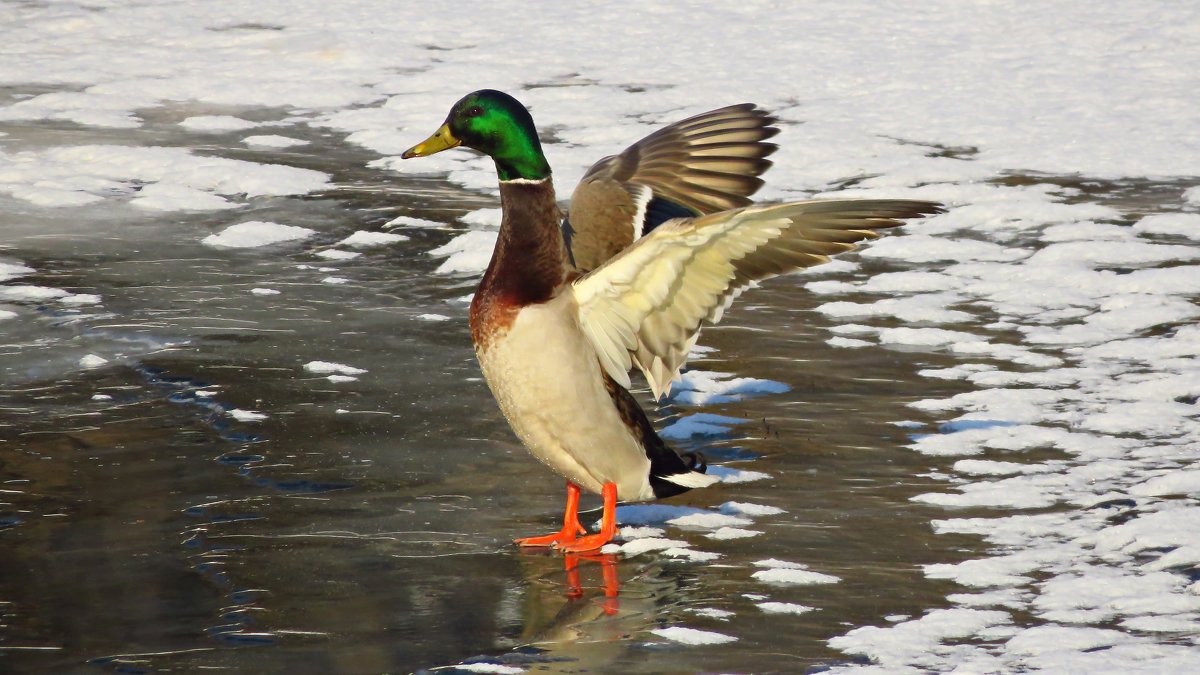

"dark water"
[0, 115, 991, 674]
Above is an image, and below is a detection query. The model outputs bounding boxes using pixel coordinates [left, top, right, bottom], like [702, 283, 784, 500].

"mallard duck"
[402, 90, 942, 552]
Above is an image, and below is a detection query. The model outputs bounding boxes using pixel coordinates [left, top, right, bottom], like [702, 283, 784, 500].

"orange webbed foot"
[556, 482, 618, 554]
[513, 522, 587, 548]
[514, 481, 587, 548]
[556, 532, 614, 553]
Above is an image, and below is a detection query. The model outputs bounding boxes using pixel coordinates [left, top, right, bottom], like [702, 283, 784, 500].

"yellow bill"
[401, 123, 460, 158]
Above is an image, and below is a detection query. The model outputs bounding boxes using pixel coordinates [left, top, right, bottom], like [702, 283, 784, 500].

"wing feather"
[565, 104, 779, 271]
[573, 199, 944, 398]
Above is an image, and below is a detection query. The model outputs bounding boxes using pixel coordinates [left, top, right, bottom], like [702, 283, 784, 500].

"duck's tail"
[650, 445, 720, 498]
[603, 373, 720, 499]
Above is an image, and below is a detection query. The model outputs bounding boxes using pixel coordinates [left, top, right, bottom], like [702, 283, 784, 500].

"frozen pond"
[2, 2, 1200, 674]
[0, 115, 980, 671]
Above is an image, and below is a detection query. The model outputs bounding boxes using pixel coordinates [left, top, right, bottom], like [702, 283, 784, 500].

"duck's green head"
[402, 89, 551, 181]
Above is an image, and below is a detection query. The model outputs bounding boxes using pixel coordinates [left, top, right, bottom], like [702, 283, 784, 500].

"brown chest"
[468, 178, 573, 351]
[469, 285, 518, 352]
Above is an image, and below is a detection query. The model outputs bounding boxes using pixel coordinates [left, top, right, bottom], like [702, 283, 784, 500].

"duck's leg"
[514, 481, 588, 547]
[558, 482, 618, 553]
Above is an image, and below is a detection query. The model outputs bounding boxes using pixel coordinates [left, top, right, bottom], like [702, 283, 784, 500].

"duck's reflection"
[562, 552, 620, 615]
[513, 549, 686, 656]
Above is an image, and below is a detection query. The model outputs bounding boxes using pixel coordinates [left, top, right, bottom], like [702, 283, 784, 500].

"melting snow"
[707, 466, 772, 484]
[650, 626, 738, 646]
[78, 354, 108, 369]
[752, 561, 840, 585]
[0, 285, 69, 302]
[0, 145, 328, 209]
[601, 537, 690, 557]
[242, 134, 309, 148]
[179, 115, 258, 132]
[758, 602, 816, 615]
[688, 608, 735, 620]
[303, 361, 367, 376]
[315, 249, 361, 260]
[429, 231, 499, 274]
[385, 215, 446, 229]
[451, 664, 525, 675]
[704, 527, 763, 540]
[228, 409, 267, 422]
[667, 513, 754, 529]
[339, 230, 409, 247]
[669, 370, 790, 406]
[202, 221, 315, 248]
[719, 501, 787, 517]
[659, 413, 749, 440]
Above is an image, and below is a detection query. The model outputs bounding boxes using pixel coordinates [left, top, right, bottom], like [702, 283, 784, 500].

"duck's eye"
[467, 106, 484, 117]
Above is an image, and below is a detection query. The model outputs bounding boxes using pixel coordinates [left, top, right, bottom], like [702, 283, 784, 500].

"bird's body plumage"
[403, 90, 943, 551]
[476, 289, 658, 500]
[469, 178, 714, 504]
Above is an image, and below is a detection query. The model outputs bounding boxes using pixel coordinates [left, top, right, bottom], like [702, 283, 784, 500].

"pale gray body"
[476, 293, 658, 501]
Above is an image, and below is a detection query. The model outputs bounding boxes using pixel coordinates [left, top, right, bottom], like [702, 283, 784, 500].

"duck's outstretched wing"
[563, 104, 779, 272]
[571, 199, 944, 399]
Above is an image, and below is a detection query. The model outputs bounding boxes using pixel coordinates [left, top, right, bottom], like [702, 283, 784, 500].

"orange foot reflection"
[564, 551, 620, 615]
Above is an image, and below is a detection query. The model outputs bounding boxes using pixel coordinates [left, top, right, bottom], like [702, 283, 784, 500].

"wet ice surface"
[2, 2, 1200, 673]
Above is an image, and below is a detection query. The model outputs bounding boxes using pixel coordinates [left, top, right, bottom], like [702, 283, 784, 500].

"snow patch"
[202, 221, 315, 248]
[242, 134, 309, 148]
[757, 602, 816, 615]
[660, 413, 749, 440]
[429, 231, 498, 275]
[339, 230, 409, 247]
[704, 527, 763, 540]
[451, 664, 525, 675]
[79, 354, 108, 368]
[315, 249, 361, 260]
[303, 361, 367, 376]
[719, 502, 786, 517]
[670, 370, 789, 406]
[179, 115, 258, 132]
[752, 566, 840, 585]
[650, 626, 737, 646]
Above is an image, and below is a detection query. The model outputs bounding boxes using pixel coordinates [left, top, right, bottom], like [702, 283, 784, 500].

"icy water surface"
[5, 3, 1200, 672]
[2, 112, 993, 673]
[6, 96, 1200, 675]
